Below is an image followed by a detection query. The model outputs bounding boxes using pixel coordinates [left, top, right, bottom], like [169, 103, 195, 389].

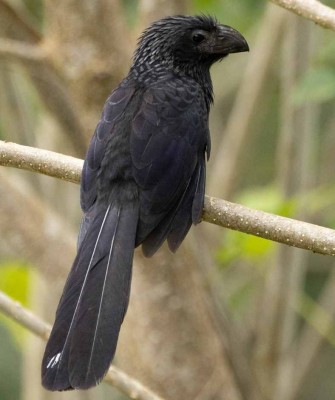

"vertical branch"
[254, 15, 316, 400]
[274, 18, 317, 400]
[253, 16, 297, 396]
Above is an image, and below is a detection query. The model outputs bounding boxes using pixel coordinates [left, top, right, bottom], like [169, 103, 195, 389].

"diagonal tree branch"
[0, 290, 165, 400]
[1, 140, 335, 257]
[270, 0, 335, 31]
[0, 0, 41, 42]
[0, 290, 50, 340]
[0, 38, 46, 61]
[203, 197, 335, 256]
[0, 140, 83, 183]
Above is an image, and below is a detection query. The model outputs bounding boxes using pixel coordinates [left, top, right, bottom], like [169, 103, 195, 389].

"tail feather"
[42, 203, 138, 391]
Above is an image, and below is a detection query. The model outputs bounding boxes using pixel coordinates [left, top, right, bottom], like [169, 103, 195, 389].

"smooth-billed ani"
[42, 15, 249, 391]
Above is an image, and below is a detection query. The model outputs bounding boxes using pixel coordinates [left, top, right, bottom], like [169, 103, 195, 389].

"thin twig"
[1, 140, 335, 256]
[270, 0, 335, 31]
[0, 290, 165, 400]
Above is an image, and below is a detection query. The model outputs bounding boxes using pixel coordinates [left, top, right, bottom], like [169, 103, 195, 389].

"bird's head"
[132, 15, 249, 76]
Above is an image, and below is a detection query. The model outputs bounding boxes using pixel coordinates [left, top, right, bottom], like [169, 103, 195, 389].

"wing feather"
[132, 77, 209, 250]
[81, 84, 135, 213]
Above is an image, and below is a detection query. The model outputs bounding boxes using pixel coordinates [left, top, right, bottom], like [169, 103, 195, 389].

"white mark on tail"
[46, 352, 62, 369]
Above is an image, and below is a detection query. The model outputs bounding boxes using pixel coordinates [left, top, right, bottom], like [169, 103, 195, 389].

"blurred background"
[1, 0, 335, 399]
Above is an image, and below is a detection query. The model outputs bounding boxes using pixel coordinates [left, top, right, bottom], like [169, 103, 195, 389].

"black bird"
[42, 15, 248, 391]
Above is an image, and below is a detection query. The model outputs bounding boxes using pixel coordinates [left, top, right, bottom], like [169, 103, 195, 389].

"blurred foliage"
[120, 0, 266, 30]
[298, 292, 335, 346]
[304, 270, 330, 300]
[0, 324, 21, 400]
[0, 263, 28, 400]
[227, 279, 259, 315]
[22, 0, 43, 29]
[192, 0, 266, 31]
[122, 0, 139, 27]
[323, 0, 335, 7]
[293, 67, 335, 105]
[0, 261, 32, 345]
[300, 342, 335, 400]
[0, 64, 41, 145]
[293, 29, 335, 104]
[217, 183, 335, 320]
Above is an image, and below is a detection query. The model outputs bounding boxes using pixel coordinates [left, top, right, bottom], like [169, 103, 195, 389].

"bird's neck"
[129, 60, 213, 108]
[174, 62, 214, 106]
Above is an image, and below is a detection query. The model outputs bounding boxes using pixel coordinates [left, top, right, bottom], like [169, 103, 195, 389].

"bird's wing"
[78, 82, 135, 247]
[80, 82, 136, 214]
[131, 76, 210, 254]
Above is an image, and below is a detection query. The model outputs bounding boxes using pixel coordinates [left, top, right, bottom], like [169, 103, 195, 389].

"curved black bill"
[217, 25, 249, 54]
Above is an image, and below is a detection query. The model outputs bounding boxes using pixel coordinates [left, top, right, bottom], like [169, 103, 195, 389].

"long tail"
[42, 202, 138, 390]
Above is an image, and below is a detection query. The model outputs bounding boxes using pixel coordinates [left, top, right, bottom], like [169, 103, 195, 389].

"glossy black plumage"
[42, 15, 248, 391]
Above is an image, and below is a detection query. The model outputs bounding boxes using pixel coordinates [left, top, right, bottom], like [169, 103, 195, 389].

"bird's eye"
[191, 30, 208, 44]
